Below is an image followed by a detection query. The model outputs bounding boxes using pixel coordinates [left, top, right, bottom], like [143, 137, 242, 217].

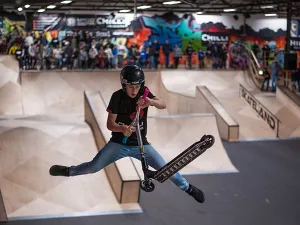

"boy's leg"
[50, 142, 128, 176]
[130, 144, 205, 203]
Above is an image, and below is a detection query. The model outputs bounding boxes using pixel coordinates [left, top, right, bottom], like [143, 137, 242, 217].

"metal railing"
[243, 44, 265, 89]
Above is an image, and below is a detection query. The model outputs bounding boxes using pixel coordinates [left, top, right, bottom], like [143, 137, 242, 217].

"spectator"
[43, 44, 52, 70]
[162, 40, 172, 68]
[211, 43, 220, 69]
[22, 42, 30, 70]
[220, 44, 227, 69]
[198, 48, 205, 69]
[80, 47, 88, 70]
[112, 45, 118, 68]
[261, 67, 271, 91]
[88, 45, 98, 69]
[128, 41, 139, 65]
[117, 41, 127, 68]
[262, 41, 270, 66]
[173, 44, 182, 68]
[152, 40, 160, 69]
[105, 45, 113, 69]
[72, 48, 79, 69]
[139, 46, 147, 68]
[15, 44, 23, 70]
[64, 42, 73, 69]
[269, 60, 281, 92]
[291, 66, 300, 93]
[53, 46, 63, 69]
[98, 46, 106, 69]
[185, 43, 193, 69]
[25, 32, 34, 46]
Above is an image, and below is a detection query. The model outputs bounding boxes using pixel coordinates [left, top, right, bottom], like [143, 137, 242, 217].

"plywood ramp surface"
[0, 55, 22, 115]
[255, 92, 300, 138]
[131, 114, 238, 178]
[20, 71, 162, 117]
[161, 70, 276, 139]
[0, 117, 140, 219]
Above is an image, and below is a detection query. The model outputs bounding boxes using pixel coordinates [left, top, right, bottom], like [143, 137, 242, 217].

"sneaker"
[49, 165, 70, 177]
[186, 184, 205, 203]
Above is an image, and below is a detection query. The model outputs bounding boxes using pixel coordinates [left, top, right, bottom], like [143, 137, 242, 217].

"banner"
[290, 19, 300, 50]
[31, 13, 134, 31]
[289, 38, 300, 51]
[291, 19, 300, 38]
[66, 14, 132, 29]
[239, 84, 279, 135]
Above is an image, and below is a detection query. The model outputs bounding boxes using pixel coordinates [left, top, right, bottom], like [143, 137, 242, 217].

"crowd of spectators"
[0, 30, 232, 71]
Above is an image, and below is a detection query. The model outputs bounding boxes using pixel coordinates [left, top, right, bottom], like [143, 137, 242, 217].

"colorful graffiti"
[2, 11, 292, 67]
[127, 13, 288, 67]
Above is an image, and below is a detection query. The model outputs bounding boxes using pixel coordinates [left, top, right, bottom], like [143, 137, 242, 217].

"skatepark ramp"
[0, 69, 240, 220]
[133, 114, 238, 176]
[160, 70, 278, 140]
[158, 74, 239, 141]
[0, 55, 23, 115]
[240, 84, 300, 138]
[0, 115, 141, 220]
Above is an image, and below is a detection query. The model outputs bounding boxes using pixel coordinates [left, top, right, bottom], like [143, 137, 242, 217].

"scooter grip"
[122, 136, 128, 144]
[143, 88, 150, 99]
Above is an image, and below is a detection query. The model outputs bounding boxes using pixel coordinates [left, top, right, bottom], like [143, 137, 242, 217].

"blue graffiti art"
[141, 16, 182, 47]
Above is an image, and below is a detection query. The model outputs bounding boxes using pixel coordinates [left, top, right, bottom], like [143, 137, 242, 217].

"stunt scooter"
[122, 88, 215, 192]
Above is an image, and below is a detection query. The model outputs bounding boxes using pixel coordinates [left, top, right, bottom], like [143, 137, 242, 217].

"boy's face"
[126, 84, 141, 98]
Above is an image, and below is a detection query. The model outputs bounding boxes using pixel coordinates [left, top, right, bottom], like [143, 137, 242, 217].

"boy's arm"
[150, 96, 166, 109]
[107, 113, 125, 132]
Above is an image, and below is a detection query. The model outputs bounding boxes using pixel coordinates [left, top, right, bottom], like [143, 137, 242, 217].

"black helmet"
[120, 65, 145, 91]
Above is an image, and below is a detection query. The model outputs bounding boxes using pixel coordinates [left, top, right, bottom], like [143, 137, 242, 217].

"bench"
[84, 90, 140, 204]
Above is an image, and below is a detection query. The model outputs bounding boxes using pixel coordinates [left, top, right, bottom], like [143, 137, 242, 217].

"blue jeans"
[69, 141, 189, 191]
[272, 75, 278, 92]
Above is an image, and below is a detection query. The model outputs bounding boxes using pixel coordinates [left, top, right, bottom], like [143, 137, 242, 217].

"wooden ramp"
[131, 114, 239, 176]
[0, 116, 141, 220]
[160, 70, 276, 140]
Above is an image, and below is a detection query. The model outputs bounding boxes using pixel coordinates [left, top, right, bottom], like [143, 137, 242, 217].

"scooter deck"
[153, 135, 215, 183]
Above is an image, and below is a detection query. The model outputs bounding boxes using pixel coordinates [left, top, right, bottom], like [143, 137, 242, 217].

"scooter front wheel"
[140, 179, 155, 192]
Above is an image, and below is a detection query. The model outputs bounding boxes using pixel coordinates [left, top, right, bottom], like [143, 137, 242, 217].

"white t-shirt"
[53, 48, 62, 59]
[25, 36, 34, 46]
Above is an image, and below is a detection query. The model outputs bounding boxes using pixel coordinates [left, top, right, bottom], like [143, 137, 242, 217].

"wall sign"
[201, 32, 229, 45]
[239, 84, 279, 136]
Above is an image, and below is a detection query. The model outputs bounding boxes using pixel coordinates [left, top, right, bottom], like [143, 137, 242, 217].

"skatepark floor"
[6, 138, 300, 225]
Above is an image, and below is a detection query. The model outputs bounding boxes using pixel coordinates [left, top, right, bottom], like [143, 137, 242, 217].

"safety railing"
[244, 44, 265, 89]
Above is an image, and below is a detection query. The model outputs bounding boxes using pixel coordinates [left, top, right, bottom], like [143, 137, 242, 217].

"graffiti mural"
[1, 11, 291, 68]
[127, 12, 287, 68]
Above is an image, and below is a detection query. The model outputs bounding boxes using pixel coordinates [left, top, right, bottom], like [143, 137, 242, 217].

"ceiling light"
[223, 8, 236, 12]
[265, 13, 277, 16]
[37, 9, 45, 12]
[261, 5, 274, 9]
[196, 11, 204, 14]
[61, 0, 72, 4]
[47, 5, 56, 9]
[163, 1, 181, 5]
[137, 5, 152, 9]
[24, 5, 30, 8]
[18, 7, 23, 11]
[119, 9, 131, 12]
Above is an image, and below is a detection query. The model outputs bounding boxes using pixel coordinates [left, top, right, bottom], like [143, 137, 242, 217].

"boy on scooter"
[49, 65, 205, 203]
